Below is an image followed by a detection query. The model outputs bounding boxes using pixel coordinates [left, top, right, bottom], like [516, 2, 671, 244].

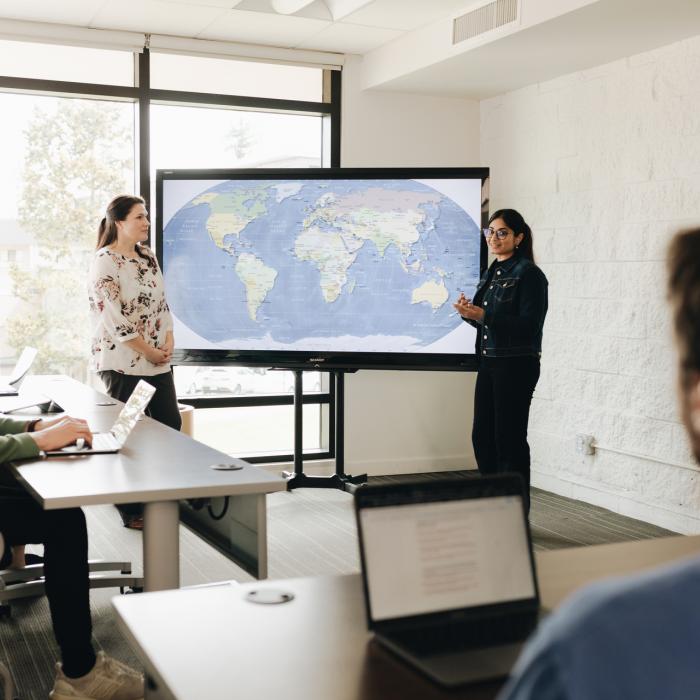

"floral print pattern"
[88, 247, 173, 375]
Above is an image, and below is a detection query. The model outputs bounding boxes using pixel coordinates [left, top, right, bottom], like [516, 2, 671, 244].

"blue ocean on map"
[162, 179, 481, 352]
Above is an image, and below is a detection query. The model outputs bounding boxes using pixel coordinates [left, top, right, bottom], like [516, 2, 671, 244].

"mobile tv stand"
[283, 369, 367, 493]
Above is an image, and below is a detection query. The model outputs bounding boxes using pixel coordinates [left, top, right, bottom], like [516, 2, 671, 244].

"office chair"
[0, 403, 198, 615]
[0, 559, 143, 617]
[0, 533, 18, 700]
[0, 539, 142, 617]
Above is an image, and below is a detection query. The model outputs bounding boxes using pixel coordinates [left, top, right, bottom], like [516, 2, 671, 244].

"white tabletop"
[7, 376, 286, 509]
[113, 535, 700, 700]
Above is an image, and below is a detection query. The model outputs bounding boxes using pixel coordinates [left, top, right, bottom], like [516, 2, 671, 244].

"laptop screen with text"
[360, 495, 536, 622]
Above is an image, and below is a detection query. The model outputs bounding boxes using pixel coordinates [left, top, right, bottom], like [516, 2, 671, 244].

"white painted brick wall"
[481, 35, 700, 533]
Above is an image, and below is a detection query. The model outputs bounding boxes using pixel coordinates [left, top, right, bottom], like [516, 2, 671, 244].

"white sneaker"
[49, 651, 144, 700]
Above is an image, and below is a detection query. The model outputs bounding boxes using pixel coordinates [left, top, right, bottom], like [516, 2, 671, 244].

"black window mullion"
[138, 48, 151, 210]
[244, 449, 331, 465]
[328, 373, 336, 456]
[0, 74, 139, 99]
[179, 393, 330, 409]
[0, 77, 332, 117]
[330, 69, 341, 167]
[148, 88, 331, 115]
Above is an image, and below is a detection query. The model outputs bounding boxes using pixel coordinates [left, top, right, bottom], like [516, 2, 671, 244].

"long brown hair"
[96, 195, 150, 260]
[489, 208, 535, 263]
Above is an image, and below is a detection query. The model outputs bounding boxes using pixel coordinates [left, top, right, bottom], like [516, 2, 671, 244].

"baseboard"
[532, 470, 700, 535]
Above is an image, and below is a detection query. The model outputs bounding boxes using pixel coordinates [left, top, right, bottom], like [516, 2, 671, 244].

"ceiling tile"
[197, 8, 329, 46]
[0, 0, 106, 26]
[297, 21, 401, 53]
[90, 0, 227, 36]
[341, 0, 471, 32]
[157, 0, 245, 7]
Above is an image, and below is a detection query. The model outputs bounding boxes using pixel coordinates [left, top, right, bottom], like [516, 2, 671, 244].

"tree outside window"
[7, 98, 134, 379]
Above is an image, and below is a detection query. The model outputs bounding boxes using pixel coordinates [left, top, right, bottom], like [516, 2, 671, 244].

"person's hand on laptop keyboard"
[29, 416, 93, 451]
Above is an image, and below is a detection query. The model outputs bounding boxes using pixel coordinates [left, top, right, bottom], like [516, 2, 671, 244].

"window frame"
[0, 45, 340, 463]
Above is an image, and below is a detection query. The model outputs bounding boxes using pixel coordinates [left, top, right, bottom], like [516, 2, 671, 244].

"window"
[149, 104, 324, 215]
[0, 91, 135, 376]
[0, 39, 134, 85]
[0, 38, 339, 462]
[148, 79, 330, 459]
[185, 403, 325, 457]
[176, 366, 321, 399]
[150, 52, 322, 102]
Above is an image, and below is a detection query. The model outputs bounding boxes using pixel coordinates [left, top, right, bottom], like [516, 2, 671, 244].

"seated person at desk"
[0, 414, 144, 700]
[499, 227, 700, 700]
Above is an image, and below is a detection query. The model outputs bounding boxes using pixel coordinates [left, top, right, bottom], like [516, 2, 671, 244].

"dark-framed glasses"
[482, 228, 512, 240]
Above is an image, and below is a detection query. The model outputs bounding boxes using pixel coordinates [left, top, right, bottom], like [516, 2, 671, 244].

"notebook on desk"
[354, 475, 540, 687]
[0, 347, 37, 396]
[45, 380, 155, 456]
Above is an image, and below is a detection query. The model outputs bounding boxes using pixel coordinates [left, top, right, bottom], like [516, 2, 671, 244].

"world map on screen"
[162, 178, 481, 353]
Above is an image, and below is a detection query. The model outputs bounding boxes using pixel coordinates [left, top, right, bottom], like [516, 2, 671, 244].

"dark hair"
[668, 227, 700, 387]
[97, 195, 150, 260]
[488, 208, 535, 262]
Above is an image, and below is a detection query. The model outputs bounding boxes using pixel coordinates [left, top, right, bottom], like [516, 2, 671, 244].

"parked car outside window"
[185, 367, 321, 396]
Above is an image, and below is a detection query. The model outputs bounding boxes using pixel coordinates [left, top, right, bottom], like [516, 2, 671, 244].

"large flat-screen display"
[156, 167, 488, 371]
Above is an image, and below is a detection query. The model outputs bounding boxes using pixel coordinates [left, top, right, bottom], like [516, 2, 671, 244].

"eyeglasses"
[482, 228, 512, 240]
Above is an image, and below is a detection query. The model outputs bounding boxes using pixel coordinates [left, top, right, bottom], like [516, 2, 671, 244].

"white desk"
[113, 534, 700, 700]
[5, 376, 286, 591]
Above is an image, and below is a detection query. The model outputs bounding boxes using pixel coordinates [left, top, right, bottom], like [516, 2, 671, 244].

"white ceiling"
[0, 0, 470, 54]
[362, 0, 700, 98]
[1, 0, 700, 97]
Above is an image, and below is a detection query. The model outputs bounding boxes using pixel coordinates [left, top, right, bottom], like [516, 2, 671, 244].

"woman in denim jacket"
[454, 209, 548, 512]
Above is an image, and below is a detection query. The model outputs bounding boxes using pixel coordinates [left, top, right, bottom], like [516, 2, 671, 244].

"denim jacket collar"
[491, 252, 522, 275]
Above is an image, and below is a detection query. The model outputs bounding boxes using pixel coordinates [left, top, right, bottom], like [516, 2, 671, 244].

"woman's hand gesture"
[453, 293, 485, 322]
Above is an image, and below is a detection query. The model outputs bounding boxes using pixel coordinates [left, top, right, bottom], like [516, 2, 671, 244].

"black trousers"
[0, 488, 95, 677]
[99, 370, 182, 518]
[472, 356, 540, 512]
[98, 370, 181, 432]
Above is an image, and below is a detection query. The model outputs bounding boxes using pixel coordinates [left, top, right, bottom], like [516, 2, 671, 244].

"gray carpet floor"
[0, 481, 677, 699]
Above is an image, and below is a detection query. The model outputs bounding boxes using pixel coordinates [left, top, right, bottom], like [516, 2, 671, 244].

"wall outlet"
[575, 433, 595, 455]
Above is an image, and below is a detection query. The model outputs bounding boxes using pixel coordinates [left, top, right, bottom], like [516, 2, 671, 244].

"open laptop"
[354, 474, 540, 687]
[45, 380, 156, 456]
[0, 347, 38, 396]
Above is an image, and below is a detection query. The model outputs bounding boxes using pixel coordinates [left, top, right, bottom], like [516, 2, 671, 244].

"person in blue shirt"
[499, 226, 700, 700]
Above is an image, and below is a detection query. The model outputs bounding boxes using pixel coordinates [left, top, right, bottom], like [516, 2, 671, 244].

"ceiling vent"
[453, 0, 518, 45]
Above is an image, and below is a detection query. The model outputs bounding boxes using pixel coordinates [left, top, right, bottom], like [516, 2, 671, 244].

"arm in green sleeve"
[0, 417, 41, 464]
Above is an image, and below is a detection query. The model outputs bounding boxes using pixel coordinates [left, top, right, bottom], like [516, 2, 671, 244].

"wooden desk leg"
[143, 501, 180, 591]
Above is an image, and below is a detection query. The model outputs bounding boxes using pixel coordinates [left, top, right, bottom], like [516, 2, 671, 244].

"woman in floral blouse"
[89, 194, 181, 528]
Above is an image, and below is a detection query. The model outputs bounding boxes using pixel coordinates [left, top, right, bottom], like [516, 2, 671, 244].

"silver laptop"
[354, 475, 540, 687]
[0, 347, 37, 396]
[45, 380, 156, 456]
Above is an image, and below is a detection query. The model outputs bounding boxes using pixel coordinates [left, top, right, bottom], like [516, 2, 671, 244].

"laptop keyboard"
[391, 610, 537, 655]
[92, 432, 120, 451]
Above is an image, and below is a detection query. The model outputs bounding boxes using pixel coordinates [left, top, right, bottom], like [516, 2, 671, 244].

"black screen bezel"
[354, 475, 540, 634]
[155, 166, 489, 371]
